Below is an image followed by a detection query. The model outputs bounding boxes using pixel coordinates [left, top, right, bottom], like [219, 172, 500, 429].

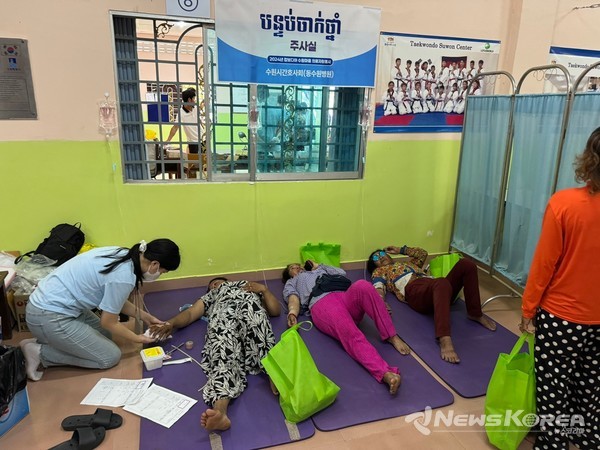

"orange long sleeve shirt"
[522, 186, 600, 324]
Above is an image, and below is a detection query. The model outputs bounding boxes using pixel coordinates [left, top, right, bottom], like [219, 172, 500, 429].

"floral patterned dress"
[199, 281, 275, 405]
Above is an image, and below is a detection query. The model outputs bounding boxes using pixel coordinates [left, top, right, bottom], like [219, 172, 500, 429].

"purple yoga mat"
[265, 277, 454, 432]
[341, 269, 520, 398]
[140, 288, 315, 450]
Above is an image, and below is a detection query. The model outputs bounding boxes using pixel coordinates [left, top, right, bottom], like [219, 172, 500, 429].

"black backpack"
[16, 223, 85, 266]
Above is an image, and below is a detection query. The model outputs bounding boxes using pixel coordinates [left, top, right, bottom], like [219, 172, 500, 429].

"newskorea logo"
[405, 407, 585, 435]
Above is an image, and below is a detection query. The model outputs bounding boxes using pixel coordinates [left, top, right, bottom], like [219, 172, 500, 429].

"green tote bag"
[261, 322, 340, 423]
[485, 333, 536, 450]
[429, 253, 462, 278]
[300, 242, 341, 267]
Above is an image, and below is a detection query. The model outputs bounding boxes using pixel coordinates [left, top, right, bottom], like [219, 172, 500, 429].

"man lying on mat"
[149, 277, 280, 431]
[282, 261, 409, 395]
[367, 246, 496, 364]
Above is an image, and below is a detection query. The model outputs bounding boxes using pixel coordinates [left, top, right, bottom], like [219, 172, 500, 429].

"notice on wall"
[374, 32, 500, 133]
[0, 38, 37, 120]
[214, 0, 381, 87]
[547, 46, 600, 93]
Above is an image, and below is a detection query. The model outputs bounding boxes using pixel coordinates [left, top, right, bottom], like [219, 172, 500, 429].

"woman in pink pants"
[282, 261, 409, 394]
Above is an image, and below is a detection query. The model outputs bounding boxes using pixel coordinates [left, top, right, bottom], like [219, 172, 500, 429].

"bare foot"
[383, 371, 401, 395]
[269, 377, 279, 396]
[200, 408, 231, 431]
[468, 314, 497, 331]
[439, 336, 460, 364]
[387, 335, 411, 355]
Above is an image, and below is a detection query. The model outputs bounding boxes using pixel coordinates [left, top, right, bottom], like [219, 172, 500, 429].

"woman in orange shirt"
[521, 127, 600, 450]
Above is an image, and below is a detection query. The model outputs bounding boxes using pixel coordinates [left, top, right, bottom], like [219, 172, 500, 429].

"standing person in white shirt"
[476, 60, 486, 94]
[467, 60, 477, 81]
[391, 58, 403, 90]
[439, 61, 450, 90]
[166, 87, 200, 154]
[428, 65, 438, 86]
[401, 60, 413, 91]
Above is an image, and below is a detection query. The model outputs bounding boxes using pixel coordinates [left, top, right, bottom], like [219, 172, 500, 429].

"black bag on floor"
[15, 222, 85, 266]
[0, 345, 27, 414]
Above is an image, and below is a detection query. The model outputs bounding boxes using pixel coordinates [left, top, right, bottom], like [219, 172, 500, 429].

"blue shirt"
[283, 264, 346, 314]
[29, 247, 136, 317]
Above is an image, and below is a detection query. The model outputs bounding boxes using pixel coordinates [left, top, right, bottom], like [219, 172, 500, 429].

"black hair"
[182, 88, 196, 103]
[366, 249, 385, 275]
[406, 59, 412, 65]
[99, 238, 180, 288]
[282, 264, 296, 283]
[207, 276, 228, 293]
[478, 59, 484, 65]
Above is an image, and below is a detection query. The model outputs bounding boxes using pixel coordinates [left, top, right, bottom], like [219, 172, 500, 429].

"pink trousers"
[310, 280, 399, 382]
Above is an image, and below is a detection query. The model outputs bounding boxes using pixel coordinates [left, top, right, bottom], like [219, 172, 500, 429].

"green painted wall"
[0, 139, 460, 279]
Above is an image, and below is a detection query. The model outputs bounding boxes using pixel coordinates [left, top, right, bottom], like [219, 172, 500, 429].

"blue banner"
[215, 0, 381, 87]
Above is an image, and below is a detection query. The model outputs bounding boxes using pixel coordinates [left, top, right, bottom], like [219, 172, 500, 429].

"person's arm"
[386, 245, 428, 268]
[286, 294, 301, 327]
[120, 301, 163, 326]
[315, 262, 346, 276]
[521, 204, 562, 322]
[165, 124, 179, 142]
[100, 312, 156, 344]
[243, 281, 281, 317]
[149, 298, 206, 341]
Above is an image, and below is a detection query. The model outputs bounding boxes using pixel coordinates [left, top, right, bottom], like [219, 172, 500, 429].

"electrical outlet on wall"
[427, 230, 434, 237]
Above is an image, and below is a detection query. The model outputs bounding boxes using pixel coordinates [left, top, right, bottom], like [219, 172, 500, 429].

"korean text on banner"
[215, 0, 381, 87]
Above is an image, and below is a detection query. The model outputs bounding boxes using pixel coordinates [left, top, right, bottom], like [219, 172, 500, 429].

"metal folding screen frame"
[450, 65, 578, 307]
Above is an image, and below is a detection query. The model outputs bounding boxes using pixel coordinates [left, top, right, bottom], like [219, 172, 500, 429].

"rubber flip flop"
[61, 408, 123, 431]
[48, 427, 106, 450]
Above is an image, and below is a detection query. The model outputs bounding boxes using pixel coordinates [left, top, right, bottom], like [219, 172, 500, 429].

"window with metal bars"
[112, 14, 366, 182]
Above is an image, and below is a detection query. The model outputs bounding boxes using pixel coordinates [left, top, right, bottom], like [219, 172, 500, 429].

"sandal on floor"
[49, 427, 105, 450]
[61, 408, 122, 431]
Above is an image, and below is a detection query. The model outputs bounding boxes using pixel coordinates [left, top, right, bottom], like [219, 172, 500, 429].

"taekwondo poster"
[375, 32, 501, 133]
[546, 46, 600, 93]
[214, 0, 381, 87]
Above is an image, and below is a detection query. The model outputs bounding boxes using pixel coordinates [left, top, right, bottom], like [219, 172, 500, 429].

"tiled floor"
[0, 271, 575, 449]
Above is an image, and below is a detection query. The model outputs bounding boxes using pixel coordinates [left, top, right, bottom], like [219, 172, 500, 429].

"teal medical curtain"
[493, 94, 567, 286]
[451, 96, 512, 265]
[556, 93, 600, 191]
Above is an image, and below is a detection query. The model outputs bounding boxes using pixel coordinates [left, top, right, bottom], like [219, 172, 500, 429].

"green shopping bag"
[300, 242, 341, 267]
[485, 333, 536, 450]
[261, 322, 340, 423]
[429, 253, 462, 278]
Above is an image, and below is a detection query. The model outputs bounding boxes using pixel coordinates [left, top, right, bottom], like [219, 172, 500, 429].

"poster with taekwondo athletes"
[214, 0, 381, 87]
[375, 33, 501, 133]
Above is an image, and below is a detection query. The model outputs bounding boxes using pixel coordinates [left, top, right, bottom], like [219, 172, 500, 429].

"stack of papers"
[81, 378, 197, 428]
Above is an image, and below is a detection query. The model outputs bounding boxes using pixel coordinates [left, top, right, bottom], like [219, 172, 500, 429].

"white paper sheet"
[80, 378, 153, 407]
[123, 384, 197, 428]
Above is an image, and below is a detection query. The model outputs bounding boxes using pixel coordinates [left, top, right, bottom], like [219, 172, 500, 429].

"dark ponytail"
[99, 239, 180, 288]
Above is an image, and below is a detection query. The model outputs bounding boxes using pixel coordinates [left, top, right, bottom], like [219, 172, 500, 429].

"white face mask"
[143, 264, 161, 282]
